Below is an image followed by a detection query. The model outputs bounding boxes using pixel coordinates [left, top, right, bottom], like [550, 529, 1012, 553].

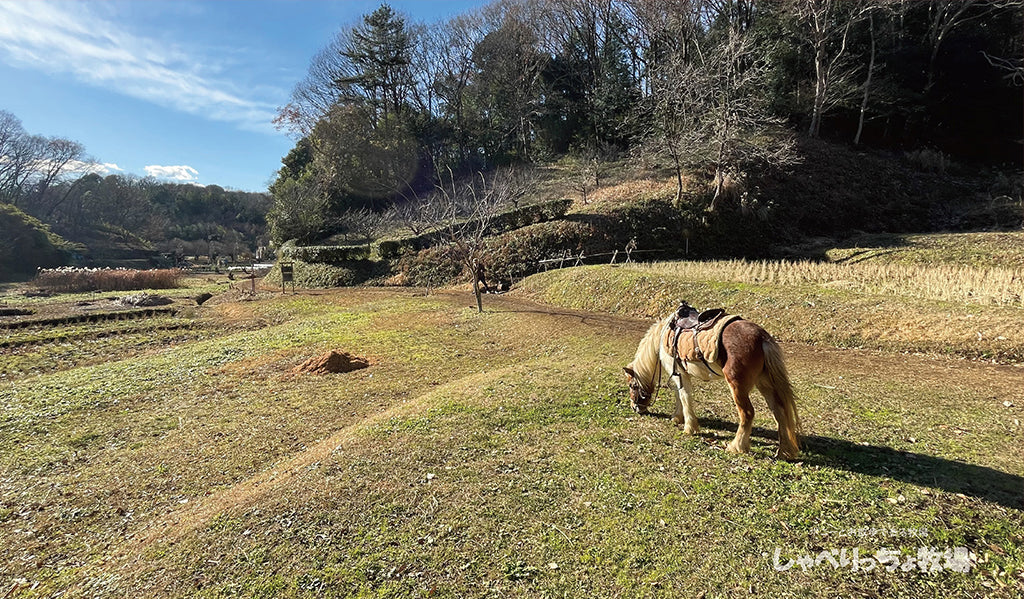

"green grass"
[0, 287, 1020, 598]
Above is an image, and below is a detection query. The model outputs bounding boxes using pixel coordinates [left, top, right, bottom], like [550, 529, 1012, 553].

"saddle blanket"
[664, 313, 742, 378]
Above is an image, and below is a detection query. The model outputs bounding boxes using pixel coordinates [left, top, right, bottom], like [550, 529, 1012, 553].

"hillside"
[0, 204, 76, 281]
[277, 138, 1022, 290]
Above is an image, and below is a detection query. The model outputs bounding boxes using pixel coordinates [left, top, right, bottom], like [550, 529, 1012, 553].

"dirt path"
[477, 289, 1024, 395]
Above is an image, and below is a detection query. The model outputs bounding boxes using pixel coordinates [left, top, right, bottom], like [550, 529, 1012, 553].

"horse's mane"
[629, 316, 668, 393]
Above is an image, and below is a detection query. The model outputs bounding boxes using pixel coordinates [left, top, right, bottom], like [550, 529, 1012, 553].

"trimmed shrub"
[395, 245, 462, 288]
[486, 220, 603, 280]
[263, 259, 384, 288]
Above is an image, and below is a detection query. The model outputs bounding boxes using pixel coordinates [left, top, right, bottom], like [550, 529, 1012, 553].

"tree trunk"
[854, 13, 876, 146]
[471, 258, 484, 313]
[809, 45, 826, 137]
[472, 277, 483, 313]
[668, 142, 684, 206]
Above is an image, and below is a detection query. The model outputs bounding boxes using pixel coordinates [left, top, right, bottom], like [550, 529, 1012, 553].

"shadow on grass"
[661, 414, 1023, 510]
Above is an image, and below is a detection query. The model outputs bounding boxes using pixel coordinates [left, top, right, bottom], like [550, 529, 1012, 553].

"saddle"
[669, 301, 726, 333]
[667, 301, 735, 376]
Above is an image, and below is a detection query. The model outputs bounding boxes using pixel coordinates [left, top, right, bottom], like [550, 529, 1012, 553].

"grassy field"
[0, 273, 1021, 597]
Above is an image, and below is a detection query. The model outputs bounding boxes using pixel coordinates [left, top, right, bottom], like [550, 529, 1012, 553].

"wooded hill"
[3, 0, 1021, 282]
[263, 0, 1022, 287]
[0, 108, 272, 280]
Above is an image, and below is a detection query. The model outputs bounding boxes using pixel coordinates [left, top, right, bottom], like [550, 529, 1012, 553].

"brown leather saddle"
[669, 301, 726, 333]
[667, 301, 728, 373]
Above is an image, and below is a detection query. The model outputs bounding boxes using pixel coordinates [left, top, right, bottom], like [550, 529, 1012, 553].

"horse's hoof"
[682, 424, 700, 435]
[775, 448, 799, 461]
[725, 441, 746, 454]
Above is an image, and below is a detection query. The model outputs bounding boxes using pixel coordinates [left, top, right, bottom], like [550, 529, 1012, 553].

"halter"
[629, 361, 662, 411]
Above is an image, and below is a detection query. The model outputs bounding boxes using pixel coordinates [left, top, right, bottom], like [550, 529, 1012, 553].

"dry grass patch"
[818, 231, 1024, 270]
[636, 259, 1023, 307]
[517, 264, 1024, 363]
[579, 178, 678, 209]
[33, 267, 185, 293]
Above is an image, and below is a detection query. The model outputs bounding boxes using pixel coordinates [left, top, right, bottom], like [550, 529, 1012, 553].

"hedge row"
[394, 197, 777, 288]
[263, 259, 383, 288]
[377, 197, 573, 259]
[281, 244, 370, 263]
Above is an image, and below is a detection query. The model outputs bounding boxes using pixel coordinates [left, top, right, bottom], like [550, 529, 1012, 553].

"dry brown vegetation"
[33, 267, 184, 293]
[637, 259, 1024, 307]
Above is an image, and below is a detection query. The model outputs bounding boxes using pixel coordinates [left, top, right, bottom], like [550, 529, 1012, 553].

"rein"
[638, 365, 662, 408]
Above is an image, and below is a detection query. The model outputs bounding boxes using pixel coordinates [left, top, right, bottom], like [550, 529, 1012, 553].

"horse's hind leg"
[725, 379, 756, 454]
[756, 379, 797, 459]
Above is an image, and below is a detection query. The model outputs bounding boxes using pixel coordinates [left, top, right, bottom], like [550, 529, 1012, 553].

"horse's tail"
[762, 336, 802, 458]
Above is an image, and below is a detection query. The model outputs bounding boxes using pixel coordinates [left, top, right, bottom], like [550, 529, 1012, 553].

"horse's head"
[623, 366, 651, 414]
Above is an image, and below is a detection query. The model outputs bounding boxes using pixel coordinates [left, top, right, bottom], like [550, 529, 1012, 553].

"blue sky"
[0, 0, 487, 192]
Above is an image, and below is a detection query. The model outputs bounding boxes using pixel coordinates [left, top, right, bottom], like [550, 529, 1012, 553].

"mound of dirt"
[292, 350, 369, 375]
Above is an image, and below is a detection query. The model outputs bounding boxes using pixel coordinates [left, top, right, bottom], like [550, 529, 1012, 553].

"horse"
[623, 307, 802, 460]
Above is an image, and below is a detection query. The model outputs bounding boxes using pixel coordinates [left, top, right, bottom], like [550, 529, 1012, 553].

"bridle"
[628, 366, 662, 411]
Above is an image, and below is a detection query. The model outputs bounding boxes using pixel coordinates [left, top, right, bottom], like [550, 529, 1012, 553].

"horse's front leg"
[669, 372, 700, 435]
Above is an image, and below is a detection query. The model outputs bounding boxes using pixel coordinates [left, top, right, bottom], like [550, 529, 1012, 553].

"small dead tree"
[388, 194, 443, 237]
[569, 155, 599, 205]
[337, 208, 387, 245]
[432, 167, 529, 313]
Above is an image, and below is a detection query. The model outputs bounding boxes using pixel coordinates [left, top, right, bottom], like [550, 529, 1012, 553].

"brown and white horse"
[624, 312, 802, 459]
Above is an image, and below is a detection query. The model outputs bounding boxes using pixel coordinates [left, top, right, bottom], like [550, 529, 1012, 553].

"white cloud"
[0, 2, 278, 133]
[0, 156, 122, 177]
[144, 164, 199, 182]
[65, 160, 123, 176]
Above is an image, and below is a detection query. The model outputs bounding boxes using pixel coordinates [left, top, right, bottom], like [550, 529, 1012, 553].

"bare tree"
[0, 110, 87, 208]
[618, 0, 700, 98]
[790, 0, 871, 138]
[921, 0, 1022, 94]
[411, 12, 486, 167]
[274, 30, 350, 136]
[431, 167, 530, 312]
[387, 194, 442, 237]
[853, 8, 878, 145]
[981, 50, 1024, 86]
[645, 27, 798, 210]
[337, 207, 388, 244]
[567, 142, 614, 204]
